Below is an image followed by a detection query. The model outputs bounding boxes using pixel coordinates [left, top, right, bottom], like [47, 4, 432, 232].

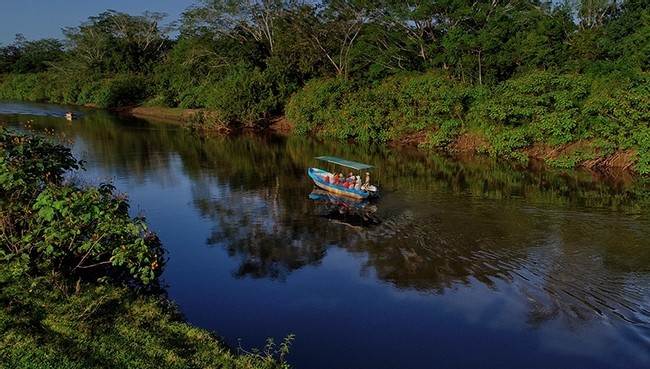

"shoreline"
[110, 105, 638, 176]
[108, 105, 198, 123]
[108, 105, 296, 132]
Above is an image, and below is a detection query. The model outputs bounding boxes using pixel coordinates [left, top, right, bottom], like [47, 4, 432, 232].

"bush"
[93, 75, 151, 108]
[0, 73, 55, 101]
[202, 63, 284, 124]
[0, 128, 165, 288]
[286, 72, 470, 143]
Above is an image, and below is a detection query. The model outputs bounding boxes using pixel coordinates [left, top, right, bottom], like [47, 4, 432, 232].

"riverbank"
[2, 69, 647, 175]
[286, 72, 650, 175]
[106, 103, 638, 174]
[0, 127, 293, 369]
[109, 105, 295, 132]
[109, 105, 199, 122]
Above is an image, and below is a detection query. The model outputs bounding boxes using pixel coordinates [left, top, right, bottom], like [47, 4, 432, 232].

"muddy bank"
[109, 106, 295, 132]
[108, 105, 199, 123]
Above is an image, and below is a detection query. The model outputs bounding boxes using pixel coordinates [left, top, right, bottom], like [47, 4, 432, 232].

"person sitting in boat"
[333, 173, 340, 185]
[354, 176, 362, 191]
[346, 173, 355, 185]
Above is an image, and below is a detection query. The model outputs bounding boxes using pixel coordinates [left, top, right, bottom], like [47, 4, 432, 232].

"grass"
[0, 263, 290, 369]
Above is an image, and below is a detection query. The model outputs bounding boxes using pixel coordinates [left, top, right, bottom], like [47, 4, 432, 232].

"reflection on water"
[3, 99, 650, 368]
[309, 188, 380, 228]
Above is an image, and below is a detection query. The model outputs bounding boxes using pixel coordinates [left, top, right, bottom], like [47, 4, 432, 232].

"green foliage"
[1, 128, 163, 288]
[285, 77, 358, 135]
[0, 72, 152, 107]
[0, 34, 64, 74]
[202, 63, 284, 123]
[238, 334, 296, 367]
[0, 73, 58, 101]
[184, 110, 232, 132]
[0, 128, 79, 190]
[57, 10, 170, 75]
[94, 75, 151, 108]
[581, 72, 650, 173]
[287, 72, 470, 143]
[466, 70, 590, 160]
[3, 1, 650, 173]
[286, 68, 650, 173]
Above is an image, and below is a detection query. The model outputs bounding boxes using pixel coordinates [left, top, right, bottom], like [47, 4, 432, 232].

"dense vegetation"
[0, 127, 292, 368]
[2, 0, 650, 172]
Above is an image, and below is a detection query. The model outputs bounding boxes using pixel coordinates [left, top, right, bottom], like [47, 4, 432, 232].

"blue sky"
[0, 0, 196, 46]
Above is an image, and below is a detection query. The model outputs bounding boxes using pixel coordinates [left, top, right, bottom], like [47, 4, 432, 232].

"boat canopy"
[315, 156, 380, 170]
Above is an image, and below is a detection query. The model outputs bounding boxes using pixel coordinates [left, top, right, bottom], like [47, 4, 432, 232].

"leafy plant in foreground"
[0, 127, 165, 289]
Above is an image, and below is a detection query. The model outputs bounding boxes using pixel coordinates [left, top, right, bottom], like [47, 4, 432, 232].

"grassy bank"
[1, 269, 289, 369]
[0, 127, 292, 369]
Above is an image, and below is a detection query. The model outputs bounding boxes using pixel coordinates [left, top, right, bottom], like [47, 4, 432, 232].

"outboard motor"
[366, 185, 378, 197]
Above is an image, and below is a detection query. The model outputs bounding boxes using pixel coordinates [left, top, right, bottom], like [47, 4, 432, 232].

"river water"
[2, 100, 650, 368]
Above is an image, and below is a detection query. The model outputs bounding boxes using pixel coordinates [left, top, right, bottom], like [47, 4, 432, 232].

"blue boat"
[308, 188, 370, 208]
[308, 156, 380, 199]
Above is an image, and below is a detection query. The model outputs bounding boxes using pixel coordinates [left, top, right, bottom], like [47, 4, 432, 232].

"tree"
[302, 0, 369, 77]
[569, 0, 617, 30]
[439, 0, 530, 85]
[57, 10, 171, 74]
[509, 2, 575, 73]
[183, 0, 307, 54]
[0, 34, 27, 73]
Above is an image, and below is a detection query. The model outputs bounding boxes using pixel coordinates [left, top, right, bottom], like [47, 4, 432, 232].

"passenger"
[333, 173, 340, 185]
[354, 176, 362, 191]
[335, 173, 343, 186]
[342, 182, 350, 188]
[346, 172, 355, 184]
[324, 175, 329, 183]
[361, 172, 371, 192]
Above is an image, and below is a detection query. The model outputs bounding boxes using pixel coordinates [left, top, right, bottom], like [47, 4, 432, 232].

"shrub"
[286, 72, 470, 143]
[0, 128, 165, 288]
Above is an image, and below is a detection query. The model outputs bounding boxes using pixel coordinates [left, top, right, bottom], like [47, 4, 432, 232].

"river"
[2, 99, 650, 369]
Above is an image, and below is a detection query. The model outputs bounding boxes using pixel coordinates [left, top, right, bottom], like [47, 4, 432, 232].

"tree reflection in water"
[189, 157, 650, 330]
[5, 109, 650, 335]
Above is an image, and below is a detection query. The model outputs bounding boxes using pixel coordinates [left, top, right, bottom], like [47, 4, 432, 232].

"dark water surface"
[3, 100, 650, 368]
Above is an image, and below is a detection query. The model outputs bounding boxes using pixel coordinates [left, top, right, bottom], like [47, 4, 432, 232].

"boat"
[308, 156, 380, 199]
[309, 188, 370, 208]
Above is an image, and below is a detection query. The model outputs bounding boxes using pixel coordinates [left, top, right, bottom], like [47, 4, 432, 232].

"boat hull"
[308, 168, 378, 199]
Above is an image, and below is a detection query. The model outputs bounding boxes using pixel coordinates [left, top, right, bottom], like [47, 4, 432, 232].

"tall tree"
[57, 10, 170, 74]
[569, 0, 617, 29]
[184, 0, 307, 54]
[302, 0, 369, 77]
